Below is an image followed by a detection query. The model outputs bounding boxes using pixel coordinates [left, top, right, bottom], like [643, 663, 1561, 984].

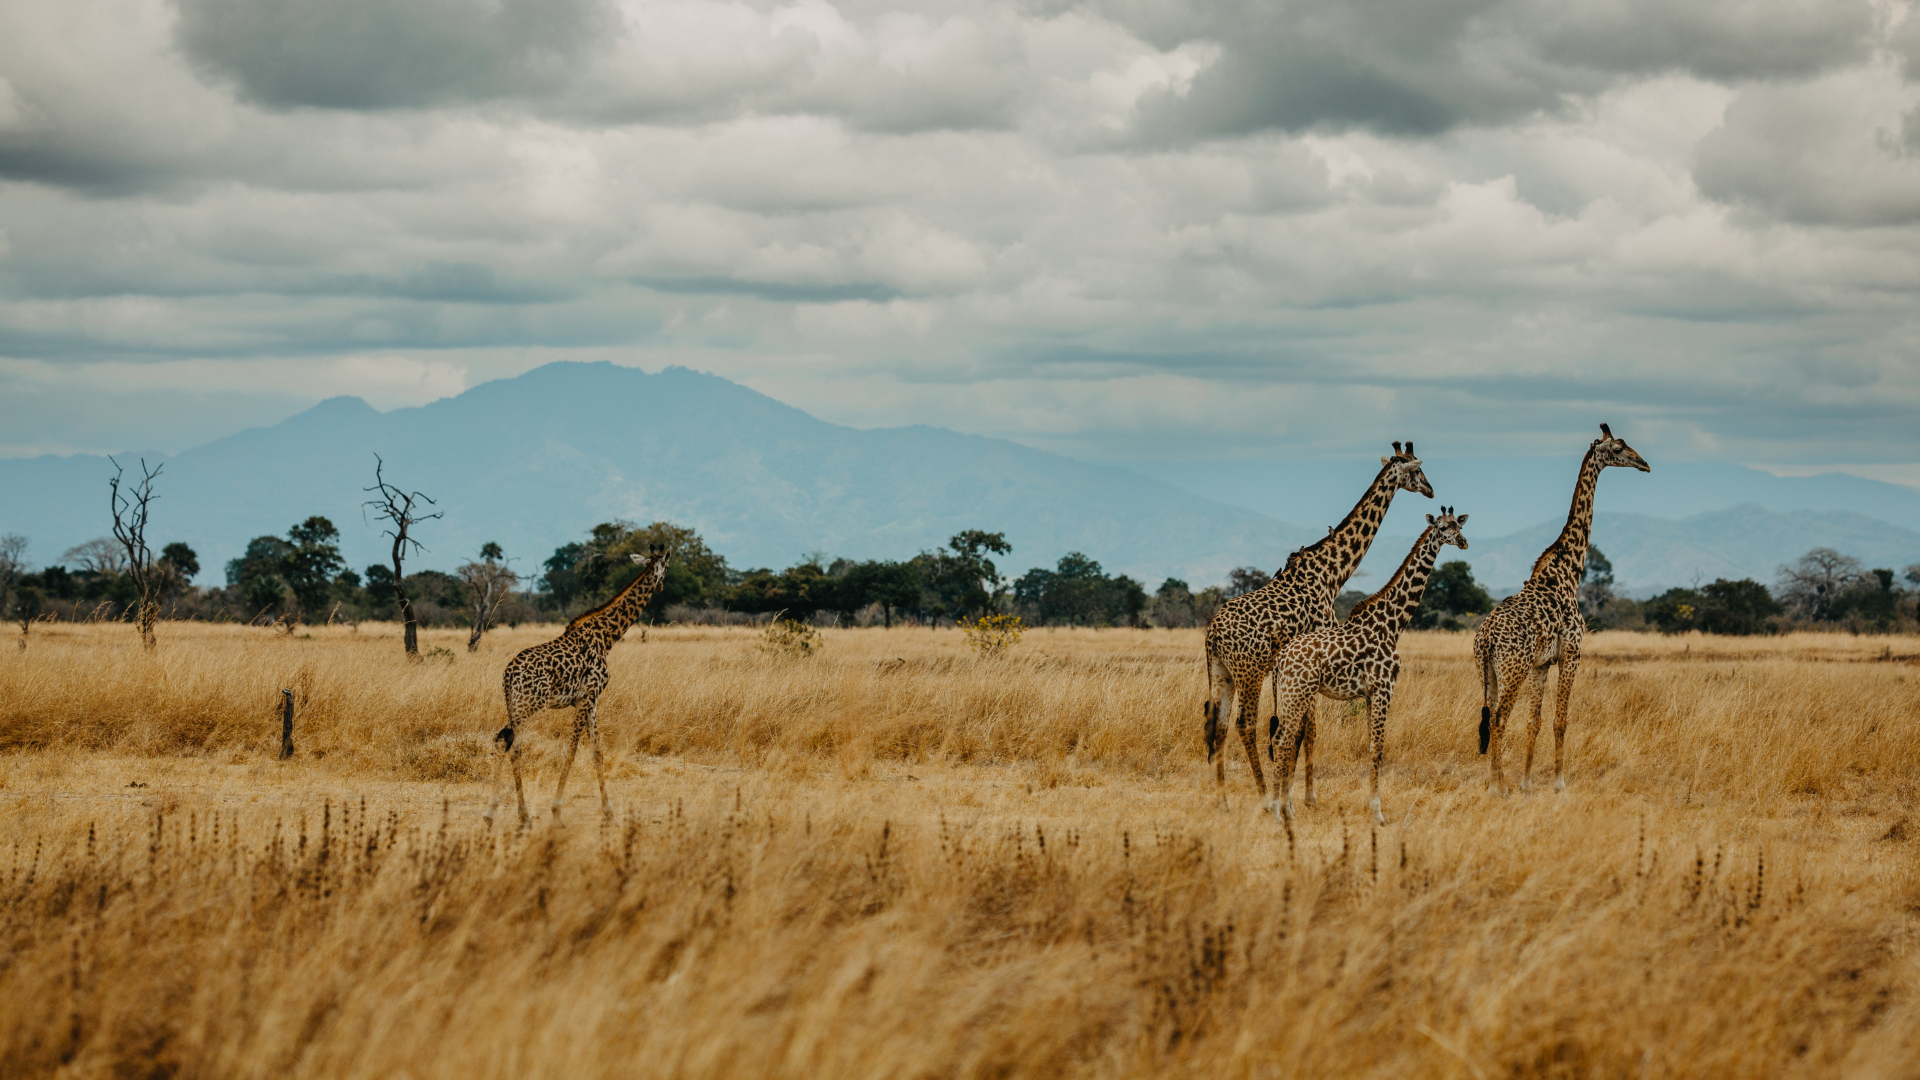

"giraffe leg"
[1207, 657, 1232, 792]
[588, 707, 613, 821]
[488, 702, 529, 826]
[1301, 702, 1318, 809]
[1270, 685, 1313, 820]
[1367, 688, 1392, 826]
[1488, 672, 1525, 797]
[510, 743, 530, 828]
[1520, 666, 1549, 792]
[551, 701, 593, 820]
[1233, 669, 1269, 801]
[1551, 653, 1580, 793]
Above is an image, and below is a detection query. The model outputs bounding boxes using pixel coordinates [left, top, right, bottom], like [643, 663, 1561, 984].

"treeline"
[2, 518, 1915, 637]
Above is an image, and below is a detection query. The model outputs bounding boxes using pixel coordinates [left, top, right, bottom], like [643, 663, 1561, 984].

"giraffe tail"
[1477, 647, 1495, 755]
[495, 725, 515, 752]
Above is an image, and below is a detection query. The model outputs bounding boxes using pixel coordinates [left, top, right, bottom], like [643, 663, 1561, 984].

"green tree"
[1643, 587, 1699, 634]
[1014, 553, 1146, 626]
[1696, 578, 1781, 635]
[1415, 560, 1494, 629]
[1830, 569, 1899, 632]
[729, 557, 832, 621]
[540, 542, 587, 605]
[156, 542, 199, 602]
[284, 516, 345, 619]
[1226, 566, 1271, 598]
[925, 531, 1012, 618]
[836, 560, 922, 627]
[1580, 546, 1616, 620]
[228, 535, 296, 619]
[547, 521, 733, 620]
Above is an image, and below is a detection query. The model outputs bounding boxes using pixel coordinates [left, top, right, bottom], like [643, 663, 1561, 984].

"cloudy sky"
[1, 0, 1917, 479]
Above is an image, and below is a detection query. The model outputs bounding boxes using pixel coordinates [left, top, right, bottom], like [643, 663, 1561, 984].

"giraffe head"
[628, 543, 674, 581]
[1593, 423, 1651, 473]
[1380, 440, 1435, 498]
[1425, 506, 1470, 550]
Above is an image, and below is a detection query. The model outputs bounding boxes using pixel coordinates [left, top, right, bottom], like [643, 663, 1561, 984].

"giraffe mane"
[1285, 455, 1399, 570]
[565, 556, 665, 630]
[1344, 521, 1435, 622]
[1530, 440, 1603, 578]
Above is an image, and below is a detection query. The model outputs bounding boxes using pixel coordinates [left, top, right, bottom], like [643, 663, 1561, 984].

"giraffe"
[1269, 508, 1469, 825]
[487, 546, 674, 826]
[1203, 442, 1433, 802]
[1473, 424, 1649, 795]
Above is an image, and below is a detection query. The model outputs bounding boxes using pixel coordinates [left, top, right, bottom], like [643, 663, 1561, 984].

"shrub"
[960, 613, 1025, 656]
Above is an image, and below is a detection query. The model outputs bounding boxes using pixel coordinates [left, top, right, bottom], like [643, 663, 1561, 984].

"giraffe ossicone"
[1266, 508, 1469, 826]
[1202, 441, 1433, 805]
[1473, 424, 1650, 796]
[487, 544, 674, 826]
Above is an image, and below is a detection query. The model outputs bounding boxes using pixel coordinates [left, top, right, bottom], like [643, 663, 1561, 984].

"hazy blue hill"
[0, 362, 1321, 585]
[1357, 504, 1920, 597]
[4, 362, 1913, 595]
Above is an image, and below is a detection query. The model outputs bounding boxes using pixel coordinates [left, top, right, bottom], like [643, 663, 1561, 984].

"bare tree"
[457, 542, 520, 652]
[1776, 547, 1862, 622]
[362, 454, 441, 658]
[109, 457, 164, 649]
[0, 534, 26, 638]
[62, 537, 128, 576]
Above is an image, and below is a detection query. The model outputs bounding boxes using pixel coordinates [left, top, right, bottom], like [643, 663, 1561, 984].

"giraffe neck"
[567, 566, 665, 652]
[1286, 462, 1403, 597]
[1348, 525, 1444, 638]
[1532, 445, 1603, 594]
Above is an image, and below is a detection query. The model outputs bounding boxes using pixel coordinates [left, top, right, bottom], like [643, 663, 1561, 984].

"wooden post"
[280, 689, 295, 760]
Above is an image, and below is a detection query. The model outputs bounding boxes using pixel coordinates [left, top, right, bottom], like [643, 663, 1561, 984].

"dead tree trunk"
[393, 546, 419, 658]
[363, 455, 440, 662]
[109, 458, 163, 650]
[279, 689, 295, 760]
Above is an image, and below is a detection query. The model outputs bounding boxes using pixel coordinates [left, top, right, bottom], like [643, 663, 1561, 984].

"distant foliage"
[1149, 578, 1223, 629]
[1414, 560, 1493, 630]
[1224, 566, 1271, 598]
[960, 613, 1025, 657]
[1013, 553, 1147, 627]
[1645, 578, 1782, 635]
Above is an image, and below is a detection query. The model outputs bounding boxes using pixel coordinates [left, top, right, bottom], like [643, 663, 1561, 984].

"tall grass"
[1, 623, 1918, 1077]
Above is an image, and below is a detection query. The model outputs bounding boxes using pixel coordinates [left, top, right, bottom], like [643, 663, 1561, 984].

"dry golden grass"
[3, 622, 1919, 1078]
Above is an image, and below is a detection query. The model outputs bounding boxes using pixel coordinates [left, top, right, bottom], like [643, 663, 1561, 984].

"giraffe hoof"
[1303, 794, 1317, 810]
[1554, 777, 1568, 794]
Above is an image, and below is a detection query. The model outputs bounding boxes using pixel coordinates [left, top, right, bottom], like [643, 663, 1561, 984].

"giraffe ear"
[630, 553, 645, 564]
[1381, 455, 1392, 466]
[1457, 513, 1468, 524]
[1426, 514, 1435, 525]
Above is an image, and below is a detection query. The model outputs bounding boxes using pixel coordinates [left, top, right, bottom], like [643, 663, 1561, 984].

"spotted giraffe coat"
[1269, 509, 1469, 825]
[1473, 425, 1649, 795]
[1203, 443, 1433, 798]
[488, 547, 673, 825]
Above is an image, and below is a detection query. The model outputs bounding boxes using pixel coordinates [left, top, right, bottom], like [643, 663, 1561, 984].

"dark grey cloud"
[1126, 0, 1874, 140]
[173, 0, 617, 110]
[0, 0, 1915, 473]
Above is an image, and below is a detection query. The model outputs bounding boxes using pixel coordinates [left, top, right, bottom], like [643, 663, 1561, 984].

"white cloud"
[0, 0, 1911, 474]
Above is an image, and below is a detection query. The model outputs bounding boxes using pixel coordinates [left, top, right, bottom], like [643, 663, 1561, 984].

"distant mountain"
[1353, 504, 1920, 597]
[0, 362, 1321, 586]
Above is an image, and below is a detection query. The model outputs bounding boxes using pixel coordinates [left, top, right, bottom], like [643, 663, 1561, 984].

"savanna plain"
[2, 622, 1919, 1079]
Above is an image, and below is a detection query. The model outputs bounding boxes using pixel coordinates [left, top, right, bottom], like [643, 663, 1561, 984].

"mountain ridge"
[0, 361, 1913, 594]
